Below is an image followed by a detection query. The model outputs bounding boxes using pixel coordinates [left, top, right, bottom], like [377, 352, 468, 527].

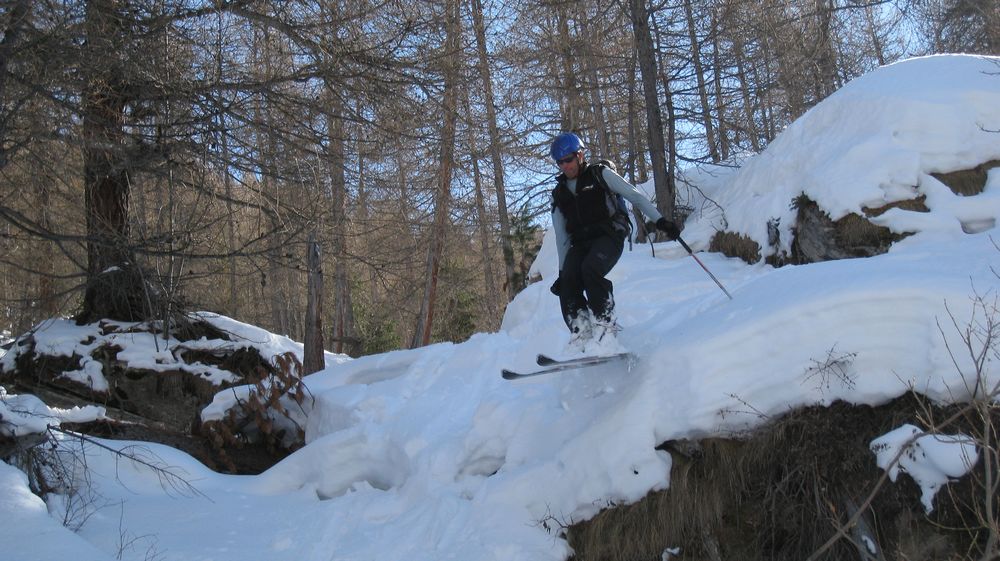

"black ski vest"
[552, 163, 628, 242]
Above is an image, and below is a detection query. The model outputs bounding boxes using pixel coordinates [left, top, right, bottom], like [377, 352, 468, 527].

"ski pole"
[676, 236, 734, 300]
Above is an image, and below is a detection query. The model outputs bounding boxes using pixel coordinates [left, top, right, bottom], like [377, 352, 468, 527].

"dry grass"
[708, 231, 761, 264]
[863, 195, 930, 217]
[932, 160, 1000, 197]
[833, 213, 903, 255]
[567, 394, 997, 561]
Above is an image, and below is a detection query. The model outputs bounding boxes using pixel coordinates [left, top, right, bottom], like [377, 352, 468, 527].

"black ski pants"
[558, 232, 625, 330]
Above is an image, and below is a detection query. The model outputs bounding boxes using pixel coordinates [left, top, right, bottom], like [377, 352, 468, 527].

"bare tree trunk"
[252, 22, 291, 337]
[732, 23, 763, 152]
[664, 73, 678, 212]
[413, 0, 460, 348]
[265, 220, 289, 335]
[744, 3, 779, 143]
[79, 0, 147, 324]
[555, 4, 584, 131]
[626, 45, 649, 185]
[464, 93, 501, 326]
[650, 7, 679, 217]
[327, 103, 360, 356]
[27, 151, 59, 320]
[683, 0, 720, 162]
[863, 5, 887, 66]
[303, 234, 324, 374]
[469, 0, 516, 303]
[356, 130, 378, 313]
[215, 10, 239, 317]
[0, 0, 30, 169]
[710, 9, 730, 162]
[761, 6, 805, 121]
[318, 2, 360, 356]
[814, 0, 838, 100]
[625, 44, 651, 244]
[578, 15, 612, 157]
[628, 0, 674, 221]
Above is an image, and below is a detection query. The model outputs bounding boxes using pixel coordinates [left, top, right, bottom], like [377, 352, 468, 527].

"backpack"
[589, 159, 633, 242]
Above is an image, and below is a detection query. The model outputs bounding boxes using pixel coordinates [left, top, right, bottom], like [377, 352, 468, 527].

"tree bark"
[731, 22, 763, 152]
[863, 5, 887, 66]
[555, 4, 584, 132]
[253, 22, 291, 338]
[814, 0, 838, 101]
[710, 9, 730, 162]
[578, 15, 612, 157]
[464, 93, 501, 326]
[79, 0, 148, 324]
[627, 0, 674, 221]
[412, 0, 460, 348]
[683, 0, 720, 162]
[327, 107, 360, 356]
[215, 10, 239, 317]
[626, 45, 649, 185]
[469, 0, 517, 304]
[303, 234, 324, 375]
[0, 0, 30, 169]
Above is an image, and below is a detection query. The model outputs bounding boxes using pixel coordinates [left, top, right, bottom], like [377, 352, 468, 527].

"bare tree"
[683, 0, 721, 162]
[413, 0, 462, 348]
[628, 0, 675, 220]
[919, 0, 1000, 54]
[79, 0, 149, 323]
[303, 234, 324, 374]
[469, 0, 518, 304]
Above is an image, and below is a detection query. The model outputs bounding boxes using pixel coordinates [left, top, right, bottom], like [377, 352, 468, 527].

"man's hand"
[656, 217, 681, 240]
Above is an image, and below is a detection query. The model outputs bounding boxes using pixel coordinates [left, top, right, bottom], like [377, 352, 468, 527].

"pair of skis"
[501, 352, 634, 380]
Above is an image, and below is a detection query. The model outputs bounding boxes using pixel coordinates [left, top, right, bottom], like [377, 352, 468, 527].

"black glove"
[656, 217, 681, 241]
[549, 275, 562, 296]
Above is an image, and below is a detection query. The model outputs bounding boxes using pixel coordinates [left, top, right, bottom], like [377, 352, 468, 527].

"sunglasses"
[555, 153, 577, 165]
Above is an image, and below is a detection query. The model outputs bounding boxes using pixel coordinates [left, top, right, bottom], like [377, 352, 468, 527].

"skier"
[549, 132, 680, 354]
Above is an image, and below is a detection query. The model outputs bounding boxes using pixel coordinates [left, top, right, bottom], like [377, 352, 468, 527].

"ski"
[502, 352, 633, 380]
[536, 352, 633, 367]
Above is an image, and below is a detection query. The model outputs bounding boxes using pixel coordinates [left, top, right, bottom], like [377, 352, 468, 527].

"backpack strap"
[551, 175, 571, 213]
[588, 162, 634, 250]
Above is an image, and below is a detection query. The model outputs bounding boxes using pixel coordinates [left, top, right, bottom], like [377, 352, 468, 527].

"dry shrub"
[201, 352, 309, 472]
[863, 195, 930, 217]
[833, 212, 903, 255]
[709, 231, 760, 264]
[931, 160, 1000, 197]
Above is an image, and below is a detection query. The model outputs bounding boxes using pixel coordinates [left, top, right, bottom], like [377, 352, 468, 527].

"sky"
[1, 53, 999, 561]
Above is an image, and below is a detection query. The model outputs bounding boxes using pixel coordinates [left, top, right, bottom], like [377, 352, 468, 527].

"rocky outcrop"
[710, 160, 999, 267]
[0, 318, 294, 474]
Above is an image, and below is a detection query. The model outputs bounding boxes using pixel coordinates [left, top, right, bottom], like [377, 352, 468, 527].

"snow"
[680, 54, 1000, 259]
[1, 54, 999, 561]
[871, 424, 980, 513]
[0, 314, 349, 393]
[0, 387, 106, 437]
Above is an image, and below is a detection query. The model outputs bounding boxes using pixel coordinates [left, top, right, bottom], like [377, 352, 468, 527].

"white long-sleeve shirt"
[553, 165, 663, 270]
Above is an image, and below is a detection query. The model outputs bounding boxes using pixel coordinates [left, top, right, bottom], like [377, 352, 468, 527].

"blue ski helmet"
[550, 132, 584, 161]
